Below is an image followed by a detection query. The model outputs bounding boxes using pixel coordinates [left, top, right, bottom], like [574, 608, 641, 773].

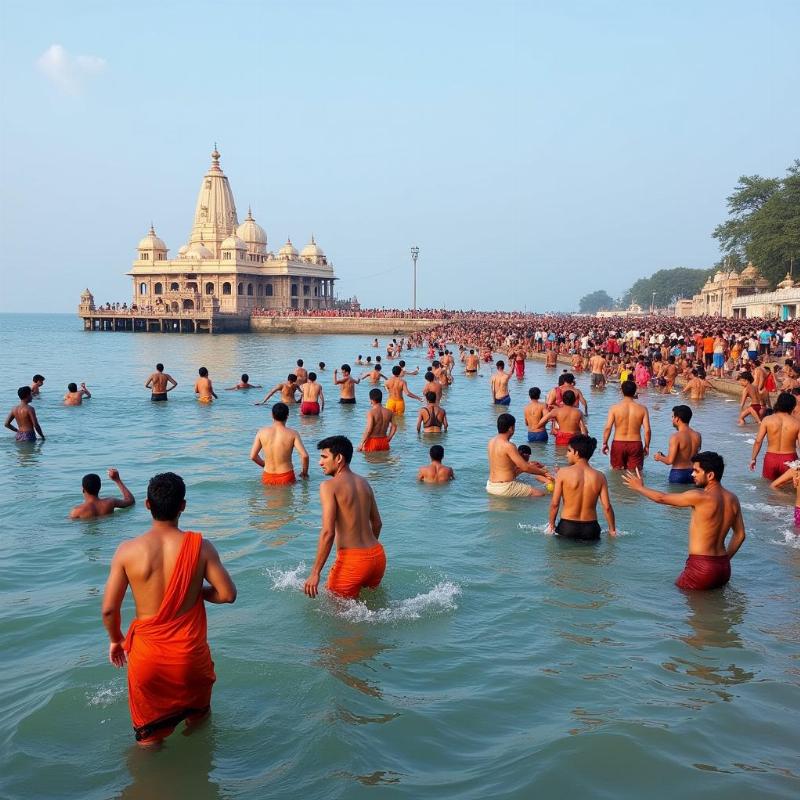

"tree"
[623, 267, 711, 309]
[579, 290, 614, 313]
[713, 161, 800, 287]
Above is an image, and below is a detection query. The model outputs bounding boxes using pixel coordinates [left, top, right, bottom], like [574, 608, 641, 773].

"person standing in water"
[653, 405, 702, 484]
[146, 363, 178, 401]
[5, 386, 45, 441]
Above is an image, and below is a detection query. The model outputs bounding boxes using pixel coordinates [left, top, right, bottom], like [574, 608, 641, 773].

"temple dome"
[301, 235, 324, 259]
[778, 273, 795, 290]
[278, 238, 298, 258]
[741, 262, 759, 278]
[178, 244, 189, 256]
[138, 225, 167, 251]
[236, 208, 267, 246]
[713, 270, 725, 283]
[188, 241, 213, 259]
[221, 233, 246, 250]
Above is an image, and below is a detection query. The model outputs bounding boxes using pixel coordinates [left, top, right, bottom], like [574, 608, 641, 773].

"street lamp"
[411, 246, 420, 311]
[651, 291, 656, 314]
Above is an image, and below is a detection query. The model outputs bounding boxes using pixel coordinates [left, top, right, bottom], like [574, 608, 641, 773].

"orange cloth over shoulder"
[363, 436, 390, 452]
[262, 470, 296, 486]
[123, 531, 215, 743]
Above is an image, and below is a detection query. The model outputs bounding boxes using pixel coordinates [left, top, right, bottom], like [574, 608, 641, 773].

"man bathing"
[524, 387, 548, 443]
[194, 368, 217, 404]
[294, 359, 308, 385]
[417, 444, 455, 483]
[653, 405, 702, 484]
[737, 372, 762, 424]
[5, 386, 45, 441]
[225, 374, 261, 391]
[70, 468, 135, 519]
[623, 452, 745, 590]
[750, 391, 800, 479]
[490, 360, 512, 405]
[64, 382, 91, 406]
[250, 402, 309, 485]
[358, 389, 397, 452]
[102, 472, 237, 746]
[538, 389, 587, 447]
[548, 434, 616, 540]
[30, 374, 45, 397]
[299, 372, 325, 416]
[486, 413, 552, 498]
[146, 364, 177, 401]
[602, 380, 651, 470]
[384, 365, 422, 415]
[255, 375, 300, 406]
[465, 349, 479, 374]
[304, 436, 386, 599]
[334, 364, 360, 404]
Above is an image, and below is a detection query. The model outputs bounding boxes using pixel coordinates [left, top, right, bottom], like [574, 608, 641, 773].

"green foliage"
[623, 268, 712, 309]
[579, 290, 615, 313]
[713, 160, 800, 287]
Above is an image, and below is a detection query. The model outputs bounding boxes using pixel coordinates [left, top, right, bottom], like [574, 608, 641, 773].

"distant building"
[677, 262, 769, 317]
[125, 148, 336, 314]
[731, 273, 800, 319]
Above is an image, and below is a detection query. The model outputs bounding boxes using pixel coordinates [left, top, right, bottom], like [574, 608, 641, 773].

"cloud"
[36, 44, 106, 95]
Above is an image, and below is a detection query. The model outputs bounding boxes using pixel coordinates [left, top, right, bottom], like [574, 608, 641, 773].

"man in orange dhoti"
[102, 472, 237, 745]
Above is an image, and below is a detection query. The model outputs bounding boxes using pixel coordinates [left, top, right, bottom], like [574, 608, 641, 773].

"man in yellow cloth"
[102, 472, 237, 746]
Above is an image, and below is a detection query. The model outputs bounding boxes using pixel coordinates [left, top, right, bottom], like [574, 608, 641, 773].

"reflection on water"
[314, 632, 395, 699]
[680, 587, 747, 651]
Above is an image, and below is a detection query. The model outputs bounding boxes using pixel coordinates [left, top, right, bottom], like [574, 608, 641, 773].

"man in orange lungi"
[250, 402, 310, 485]
[304, 436, 386, 600]
[357, 389, 397, 452]
[102, 472, 237, 746]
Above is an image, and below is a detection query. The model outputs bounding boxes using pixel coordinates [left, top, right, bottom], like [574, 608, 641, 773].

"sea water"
[0, 313, 798, 799]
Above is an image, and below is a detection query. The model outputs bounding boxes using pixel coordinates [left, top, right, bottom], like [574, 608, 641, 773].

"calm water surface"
[1, 313, 798, 799]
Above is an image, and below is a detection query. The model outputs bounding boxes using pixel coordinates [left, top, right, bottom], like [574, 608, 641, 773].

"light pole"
[651, 291, 656, 314]
[411, 246, 420, 311]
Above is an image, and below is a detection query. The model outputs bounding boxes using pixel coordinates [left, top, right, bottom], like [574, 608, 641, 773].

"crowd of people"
[9, 311, 800, 750]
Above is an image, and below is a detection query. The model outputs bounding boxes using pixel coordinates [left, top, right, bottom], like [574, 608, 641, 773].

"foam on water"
[267, 563, 306, 590]
[86, 682, 125, 708]
[771, 530, 800, 549]
[741, 502, 793, 521]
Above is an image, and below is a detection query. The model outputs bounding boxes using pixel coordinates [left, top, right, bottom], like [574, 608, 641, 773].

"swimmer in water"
[64, 382, 92, 406]
[255, 375, 300, 406]
[417, 444, 455, 483]
[653, 405, 702, 484]
[547, 434, 616, 539]
[358, 389, 396, 452]
[194, 368, 217, 404]
[225, 373, 262, 391]
[69, 468, 136, 519]
[250, 402, 309, 485]
[334, 364, 360, 404]
[623, 452, 746, 590]
[490, 360, 512, 405]
[602, 380, 651, 470]
[524, 387, 548, 443]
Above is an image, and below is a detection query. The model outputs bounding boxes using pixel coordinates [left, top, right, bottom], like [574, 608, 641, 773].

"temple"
[79, 147, 337, 331]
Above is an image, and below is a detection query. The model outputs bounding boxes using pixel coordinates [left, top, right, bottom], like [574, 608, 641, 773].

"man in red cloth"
[622, 452, 746, 590]
[102, 472, 237, 746]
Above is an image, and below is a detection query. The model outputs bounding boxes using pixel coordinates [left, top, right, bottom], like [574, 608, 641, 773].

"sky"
[0, 0, 798, 313]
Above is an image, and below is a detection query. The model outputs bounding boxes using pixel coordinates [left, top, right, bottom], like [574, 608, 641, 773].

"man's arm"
[81, 384, 92, 399]
[255, 385, 279, 405]
[304, 483, 337, 597]
[167, 375, 177, 390]
[579, 413, 588, 435]
[294, 432, 310, 478]
[107, 469, 135, 509]
[750, 421, 768, 470]
[416, 409, 424, 433]
[210, 381, 218, 400]
[201, 540, 237, 603]
[770, 467, 797, 489]
[622, 469, 701, 507]
[547, 473, 563, 531]
[642, 408, 651, 455]
[403, 382, 422, 402]
[101, 544, 130, 667]
[726, 503, 746, 559]
[387, 418, 398, 442]
[4, 410, 17, 432]
[145, 376, 153, 389]
[358, 413, 376, 451]
[655, 434, 678, 465]
[318, 387, 324, 412]
[602, 410, 614, 454]
[600, 477, 617, 535]
[249, 434, 264, 467]
[369, 487, 383, 538]
[29, 406, 44, 439]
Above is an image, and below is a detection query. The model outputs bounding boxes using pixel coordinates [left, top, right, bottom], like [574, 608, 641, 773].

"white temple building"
[126, 147, 336, 313]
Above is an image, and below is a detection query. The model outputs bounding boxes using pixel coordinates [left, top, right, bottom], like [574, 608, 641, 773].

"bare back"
[763, 412, 800, 453]
[254, 424, 302, 472]
[608, 399, 648, 442]
[557, 463, 607, 521]
[686, 486, 742, 556]
[328, 471, 380, 549]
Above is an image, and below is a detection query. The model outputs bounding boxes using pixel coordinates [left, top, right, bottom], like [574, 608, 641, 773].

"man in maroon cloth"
[622, 452, 746, 590]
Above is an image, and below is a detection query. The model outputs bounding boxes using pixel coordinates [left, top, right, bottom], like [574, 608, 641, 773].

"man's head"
[399, 360, 406, 368]
[497, 413, 515, 434]
[425, 371, 435, 382]
[738, 372, 754, 384]
[288, 373, 297, 383]
[199, 367, 208, 377]
[567, 434, 597, 462]
[392, 366, 401, 376]
[156, 364, 164, 372]
[496, 360, 505, 370]
[425, 391, 437, 403]
[18, 386, 32, 401]
[692, 451, 725, 486]
[319, 362, 325, 370]
[68, 382, 78, 393]
[82, 473, 101, 496]
[297, 359, 304, 367]
[272, 402, 289, 422]
[775, 392, 796, 414]
[369, 388, 383, 404]
[621, 380, 637, 397]
[430, 444, 444, 462]
[672, 405, 692, 426]
[341, 364, 351, 375]
[308, 372, 317, 382]
[562, 389, 576, 407]
[317, 435, 353, 474]
[147, 472, 186, 521]
[529, 387, 541, 400]
[32, 374, 45, 385]
[241, 373, 249, 383]
[517, 444, 531, 462]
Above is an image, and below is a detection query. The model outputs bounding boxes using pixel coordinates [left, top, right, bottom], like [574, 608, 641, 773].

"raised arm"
[622, 469, 701, 507]
[201, 540, 237, 604]
[107, 469, 135, 509]
[304, 483, 337, 597]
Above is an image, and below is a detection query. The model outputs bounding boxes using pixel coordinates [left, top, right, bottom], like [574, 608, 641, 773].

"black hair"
[496, 360, 505, 369]
[775, 392, 797, 414]
[147, 472, 186, 521]
[529, 387, 541, 400]
[399, 360, 406, 367]
[199, 367, 208, 377]
[317, 435, 353, 464]
[288, 374, 297, 382]
[569, 434, 597, 460]
[241, 373, 249, 382]
[369, 388, 383, 402]
[341, 364, 351, 373]
[425, 391, 437, 403]
[497, 413, 515, 433]
[517, 444, 531, 457]
[621, 380, 637, 397]
[318, 362, 325, 369]
[392, 366, 401, 376]
[430, 444, 444, 461]
[693, 451, 724, 480]
[308, 372, 317, 381]
[562, 389, 576, 406]
[738, 372, 753, 383]
[156, 364, 164, 372]
[672, 405, 693, 424]
[18, 386, 32, 400]
[32, 374, 45, 382]
[68, 382, 78, 392]
[297, 359, 304, 366]
[82, 473, 101, 495]
[272, 402, 289, 422]
[425, 371, 435, 381]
